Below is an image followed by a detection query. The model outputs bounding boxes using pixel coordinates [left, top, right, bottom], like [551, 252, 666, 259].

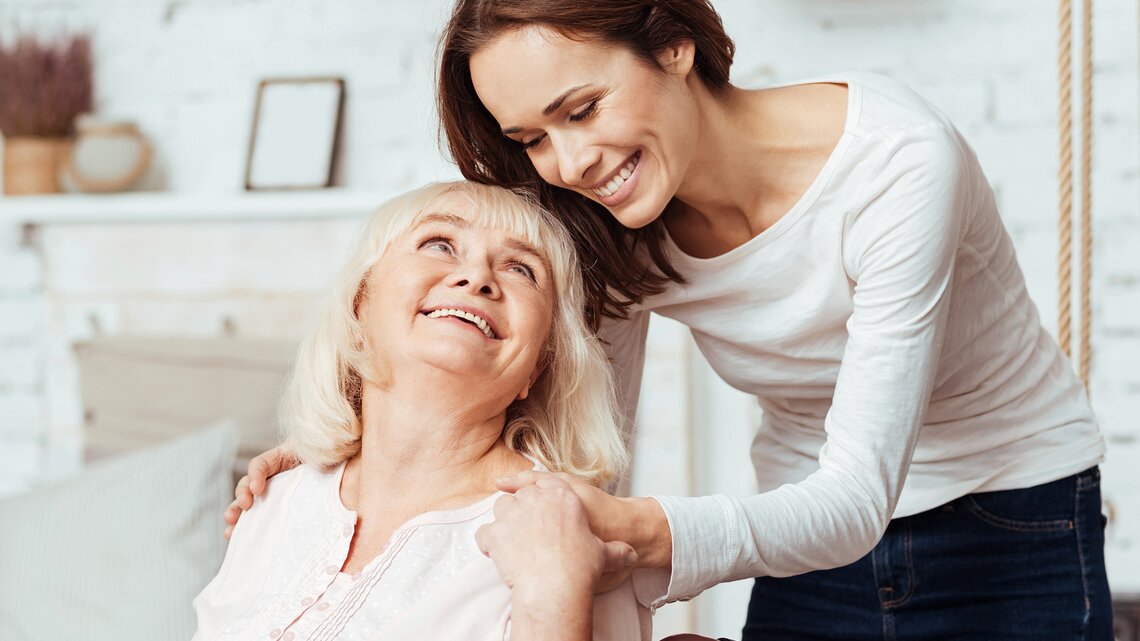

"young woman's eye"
[568, 99, 598, 123]
[421, 237, 455, 254]
[523, 134, 547, 151]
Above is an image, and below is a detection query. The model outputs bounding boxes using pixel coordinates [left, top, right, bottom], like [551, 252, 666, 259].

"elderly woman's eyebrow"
[503, 237, 548, 269]
[413, 212, 546, 266]
[412, 212, 470, 229]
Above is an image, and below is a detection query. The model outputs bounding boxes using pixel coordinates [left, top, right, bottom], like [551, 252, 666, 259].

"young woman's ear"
[656, 40, 696, 77]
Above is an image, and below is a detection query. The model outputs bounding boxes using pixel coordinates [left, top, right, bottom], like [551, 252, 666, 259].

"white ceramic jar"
[66, 115, 152, 193]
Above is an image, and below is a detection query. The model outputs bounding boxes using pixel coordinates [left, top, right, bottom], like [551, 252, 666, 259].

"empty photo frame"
[245, 77, 345, 190]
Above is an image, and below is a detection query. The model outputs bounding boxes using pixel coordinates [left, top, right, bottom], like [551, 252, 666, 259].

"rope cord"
[1058, 0, 1074, 358]
[1057, 0, 1093, 391]
[1079, 0, 1093, 390]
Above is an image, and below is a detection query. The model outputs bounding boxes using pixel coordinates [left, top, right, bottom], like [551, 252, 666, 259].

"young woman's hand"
[494, 470, 673, 584]
[222, 444, 300, 539]
[474, 475, 636, 641]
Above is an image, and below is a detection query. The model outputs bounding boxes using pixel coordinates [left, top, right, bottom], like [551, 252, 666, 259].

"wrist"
[511, 578, 593, 640]
[620, 496, 672, 569]
[513, 576, 592, 609]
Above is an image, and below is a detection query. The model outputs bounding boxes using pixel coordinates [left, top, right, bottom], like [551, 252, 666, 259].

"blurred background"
[0, 0, 1138, 639]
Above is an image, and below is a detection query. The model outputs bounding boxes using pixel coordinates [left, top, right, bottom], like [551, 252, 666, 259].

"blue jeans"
[742, 467, 1112, 640]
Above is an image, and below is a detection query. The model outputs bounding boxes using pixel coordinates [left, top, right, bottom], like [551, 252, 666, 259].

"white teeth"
[592, 154, 639, 199]
[426, 308, 495, 338]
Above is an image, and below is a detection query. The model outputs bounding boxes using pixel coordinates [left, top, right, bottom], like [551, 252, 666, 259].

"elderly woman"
[192, 181, 649, 641]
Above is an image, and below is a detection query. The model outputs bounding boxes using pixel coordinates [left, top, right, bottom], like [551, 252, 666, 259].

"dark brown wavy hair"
[438, 0, 736, 326]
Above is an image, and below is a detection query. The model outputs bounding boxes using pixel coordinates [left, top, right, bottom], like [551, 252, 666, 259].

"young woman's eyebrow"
[500, 84, 591, 135]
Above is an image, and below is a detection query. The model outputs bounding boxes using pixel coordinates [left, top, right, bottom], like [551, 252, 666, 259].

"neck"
[341, 371, 528, 517]
[671, 81, 818, 236]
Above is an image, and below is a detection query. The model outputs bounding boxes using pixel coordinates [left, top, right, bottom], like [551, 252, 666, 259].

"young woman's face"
[470, 26, 699, 230]
[358, 191, 555, 400]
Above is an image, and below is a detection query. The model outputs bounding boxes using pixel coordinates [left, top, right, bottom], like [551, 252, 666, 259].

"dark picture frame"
[244, 77, 345, 191]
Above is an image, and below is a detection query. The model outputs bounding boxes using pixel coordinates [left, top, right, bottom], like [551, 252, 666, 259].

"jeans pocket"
[962, 481, 1077, 533]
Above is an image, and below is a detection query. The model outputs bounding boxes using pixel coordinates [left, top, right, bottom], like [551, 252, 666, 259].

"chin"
[611, 202, 665, 230]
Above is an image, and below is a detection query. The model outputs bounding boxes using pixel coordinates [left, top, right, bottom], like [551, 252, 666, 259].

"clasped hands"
[475, 471, 639, 596]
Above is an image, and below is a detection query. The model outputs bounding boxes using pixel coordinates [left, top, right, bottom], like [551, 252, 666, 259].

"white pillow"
[0, 422, 237, 641]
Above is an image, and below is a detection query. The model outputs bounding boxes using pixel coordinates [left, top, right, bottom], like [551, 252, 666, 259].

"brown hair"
[438, 0, 736, 325]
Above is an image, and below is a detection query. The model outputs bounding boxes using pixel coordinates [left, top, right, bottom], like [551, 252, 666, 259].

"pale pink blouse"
[192, 461, 650, 641]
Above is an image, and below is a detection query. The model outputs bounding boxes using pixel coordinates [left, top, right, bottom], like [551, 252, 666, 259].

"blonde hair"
[280, 181, 628, 486]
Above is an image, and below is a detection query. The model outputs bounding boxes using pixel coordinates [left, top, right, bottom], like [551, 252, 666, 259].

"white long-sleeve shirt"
[608, 72, 1105, 609]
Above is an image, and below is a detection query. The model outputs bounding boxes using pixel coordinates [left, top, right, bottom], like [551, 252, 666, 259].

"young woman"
[232, 1, 1112, 638]
[197, 182, 650, 641]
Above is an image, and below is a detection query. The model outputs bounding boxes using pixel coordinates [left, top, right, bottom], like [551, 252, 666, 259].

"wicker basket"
[2, 136, 71, 195]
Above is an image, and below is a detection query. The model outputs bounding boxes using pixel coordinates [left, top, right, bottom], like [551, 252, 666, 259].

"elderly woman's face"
[358, 191, 555, 400]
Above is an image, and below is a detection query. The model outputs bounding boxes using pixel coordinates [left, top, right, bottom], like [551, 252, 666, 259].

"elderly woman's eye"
[421, 237, 455, 254]
[509, 262, 536, 281]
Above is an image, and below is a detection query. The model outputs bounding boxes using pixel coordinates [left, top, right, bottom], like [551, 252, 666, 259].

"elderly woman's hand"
[475, 475, 637, 594]
[494, 470, 672, 588]
[474, 476, 636, 641]
[222, 443, 300, 539]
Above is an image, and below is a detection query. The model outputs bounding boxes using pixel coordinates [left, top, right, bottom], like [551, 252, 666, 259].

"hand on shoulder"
[223, 443, 301, 539]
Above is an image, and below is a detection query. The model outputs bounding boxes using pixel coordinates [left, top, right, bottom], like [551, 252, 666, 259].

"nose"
[553, 131, 601, 187]
[448, 260, 500, 298]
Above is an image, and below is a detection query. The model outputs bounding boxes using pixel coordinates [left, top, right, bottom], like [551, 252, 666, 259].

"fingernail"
[624, 551, 638, 566]
[494, 476, 512, 484]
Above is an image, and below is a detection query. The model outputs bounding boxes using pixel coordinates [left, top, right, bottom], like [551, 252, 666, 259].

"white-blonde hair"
[279, 181, 628, 486]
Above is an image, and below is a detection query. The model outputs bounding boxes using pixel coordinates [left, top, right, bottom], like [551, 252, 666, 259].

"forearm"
[510, 583, 593, 641]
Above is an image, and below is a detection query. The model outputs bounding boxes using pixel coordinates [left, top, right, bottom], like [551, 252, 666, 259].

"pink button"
[301, 596, 314, 606]
[283, 633, 295, 641]
[317, 602, 330, 611]
[325, 565, 338, 575]
[269, 629, 281, 639]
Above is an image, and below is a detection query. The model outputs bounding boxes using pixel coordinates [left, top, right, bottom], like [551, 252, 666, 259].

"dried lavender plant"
[0, 35, 94, 138]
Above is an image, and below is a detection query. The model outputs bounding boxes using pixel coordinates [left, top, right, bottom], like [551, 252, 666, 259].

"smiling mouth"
[422, 308, 499, 339]
[590, 151, 640, 199]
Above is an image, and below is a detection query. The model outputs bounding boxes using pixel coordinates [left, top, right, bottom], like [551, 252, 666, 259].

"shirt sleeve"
[597, 308, 652, 436]
[597, 308, 651, 499]
[641, 124, 973, 608]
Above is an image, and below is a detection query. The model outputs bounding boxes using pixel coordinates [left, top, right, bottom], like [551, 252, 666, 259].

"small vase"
[2, 136, 71, 195]
[65, 117, 153, 193]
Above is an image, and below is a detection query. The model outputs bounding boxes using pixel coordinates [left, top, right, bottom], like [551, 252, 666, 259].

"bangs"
[355, 181, 568, 298]
[414, 183, 553, 257]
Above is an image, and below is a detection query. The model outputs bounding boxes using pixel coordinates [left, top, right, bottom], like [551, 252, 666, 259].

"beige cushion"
[0, 422, 237, 641]
[74, 335, 296, 470]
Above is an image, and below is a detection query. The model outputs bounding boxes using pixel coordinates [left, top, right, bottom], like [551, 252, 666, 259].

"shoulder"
[841, 71, 958, 135]
[241, 462, 340, 530]
[254, 464, 315, 509]
[774, 72, 973, 196]
[828, 73, 971, 193]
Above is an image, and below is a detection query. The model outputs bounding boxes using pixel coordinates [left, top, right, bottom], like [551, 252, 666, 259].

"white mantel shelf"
[0, 189, 394, 226]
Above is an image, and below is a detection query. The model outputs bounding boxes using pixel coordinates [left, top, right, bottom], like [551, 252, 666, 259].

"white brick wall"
[1, 0, 1138, 635]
